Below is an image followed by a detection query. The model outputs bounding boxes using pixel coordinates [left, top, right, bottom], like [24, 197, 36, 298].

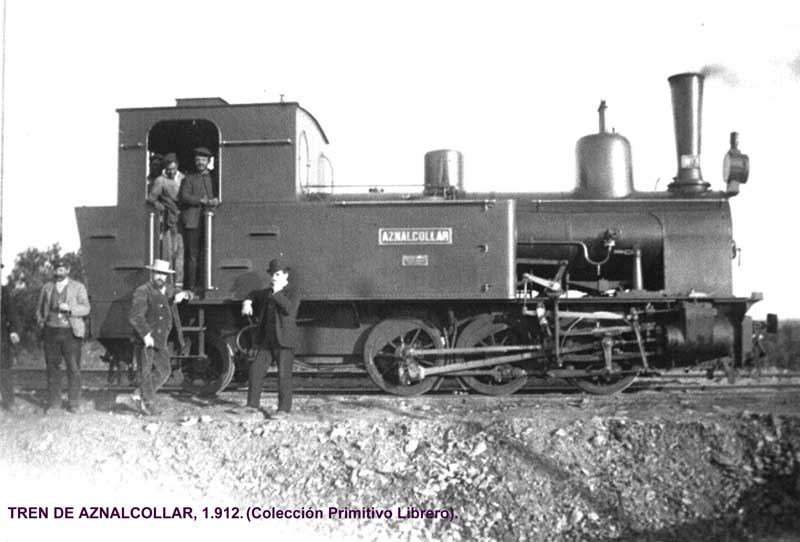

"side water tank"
[575, 101, 633, 198]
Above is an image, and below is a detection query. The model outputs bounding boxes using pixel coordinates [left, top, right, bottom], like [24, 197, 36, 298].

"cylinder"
[668, 73, 709, 193]
[424, 149, 463, 197]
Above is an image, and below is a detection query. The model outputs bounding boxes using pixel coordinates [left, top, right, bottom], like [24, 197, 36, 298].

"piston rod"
[406, 344, 541, 357]
[412, 342, 604, 380]
[416, 351, 545, 379]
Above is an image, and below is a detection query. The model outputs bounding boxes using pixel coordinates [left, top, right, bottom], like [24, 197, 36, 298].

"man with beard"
[129, 259, 190, 415]
[36, 258, 91, 413]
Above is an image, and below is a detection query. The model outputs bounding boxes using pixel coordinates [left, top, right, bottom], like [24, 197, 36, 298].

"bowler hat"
[146, 259, 176, 274]
[267, 258, 289, 274]
[193, 147, 213, 157]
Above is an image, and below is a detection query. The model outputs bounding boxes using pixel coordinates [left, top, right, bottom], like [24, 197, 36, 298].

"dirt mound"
[1, 391, 799, 541]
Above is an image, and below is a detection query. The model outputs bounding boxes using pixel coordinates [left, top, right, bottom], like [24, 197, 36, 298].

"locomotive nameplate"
[379, 228, 452, 245]
[401, 254, 429, 266]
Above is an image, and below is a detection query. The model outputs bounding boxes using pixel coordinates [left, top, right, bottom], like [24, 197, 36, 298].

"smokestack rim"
[668, 72, 705, 83]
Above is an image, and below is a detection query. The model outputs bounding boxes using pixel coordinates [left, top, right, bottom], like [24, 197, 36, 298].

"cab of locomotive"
[75, 98, 332, 340]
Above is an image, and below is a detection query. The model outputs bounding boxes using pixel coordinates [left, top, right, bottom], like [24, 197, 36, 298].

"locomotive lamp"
[723, 131, 749, 196]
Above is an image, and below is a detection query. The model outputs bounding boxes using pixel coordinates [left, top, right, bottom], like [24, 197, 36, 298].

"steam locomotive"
[76, 72, 767, 396]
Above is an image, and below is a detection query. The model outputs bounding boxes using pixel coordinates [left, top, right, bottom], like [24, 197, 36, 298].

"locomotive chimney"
[668, 73, 710, 194]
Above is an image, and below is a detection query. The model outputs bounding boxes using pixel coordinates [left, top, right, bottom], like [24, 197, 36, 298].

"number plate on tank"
[401, 255, 429, 266]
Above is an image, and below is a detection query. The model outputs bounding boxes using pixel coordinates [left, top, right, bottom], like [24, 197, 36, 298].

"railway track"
[11, 368, 800, 396]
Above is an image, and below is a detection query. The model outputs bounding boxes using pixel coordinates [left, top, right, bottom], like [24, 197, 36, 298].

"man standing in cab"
[179, 146, 218, 293]
[241, 258, 300, 416]
[36, 258, 90, 413]
[147, 152, 185, 288]
[129, 259, 190, 415]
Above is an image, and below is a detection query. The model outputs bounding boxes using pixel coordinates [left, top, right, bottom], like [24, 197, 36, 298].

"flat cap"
[193, 147, 213, 157]
[162, 152, 178, 165]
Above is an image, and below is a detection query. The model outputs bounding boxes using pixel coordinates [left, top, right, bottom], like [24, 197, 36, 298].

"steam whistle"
[723, 131, 749, 196]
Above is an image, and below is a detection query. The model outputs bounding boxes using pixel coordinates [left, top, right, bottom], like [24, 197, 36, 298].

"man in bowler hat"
[36, 258, 90, 412]
[241, 258, 300, 415]
[129, 259, 190, 415]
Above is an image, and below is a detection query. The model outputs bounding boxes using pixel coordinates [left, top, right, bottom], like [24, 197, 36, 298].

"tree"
[4, 244, 85, 346]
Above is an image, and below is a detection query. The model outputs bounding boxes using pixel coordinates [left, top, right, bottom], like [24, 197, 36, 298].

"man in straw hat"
[129, 259, 191, 415]
[241, 257, 300, 416]
[36, 257, 90, 413]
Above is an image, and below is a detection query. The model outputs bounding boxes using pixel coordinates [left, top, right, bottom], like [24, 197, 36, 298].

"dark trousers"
[184, 227, 200, 291]
[1, 340, 14, 408]
[137, 344, 171, 405]
[247, 346, 293, 412]
[43, 326, 83, 408]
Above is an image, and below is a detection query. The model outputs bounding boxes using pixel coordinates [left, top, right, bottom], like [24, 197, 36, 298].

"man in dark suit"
[241, 258, 300, 415]
[1, 273, 21, 411]
[179, 146, 218, 292]
[129, 259, 190, 415]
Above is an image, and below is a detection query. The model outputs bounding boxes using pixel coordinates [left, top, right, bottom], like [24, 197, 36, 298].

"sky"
[1, 0, 799, 318]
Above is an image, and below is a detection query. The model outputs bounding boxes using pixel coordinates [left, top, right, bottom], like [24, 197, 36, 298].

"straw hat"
[145, 259, 175, 274]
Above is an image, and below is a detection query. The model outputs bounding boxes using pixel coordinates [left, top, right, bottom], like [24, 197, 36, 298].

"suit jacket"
[36, 279, 91, 338]
[129, 282, 175, 349]
[179, 171, 215, 229]
[246, 282, 300, 349]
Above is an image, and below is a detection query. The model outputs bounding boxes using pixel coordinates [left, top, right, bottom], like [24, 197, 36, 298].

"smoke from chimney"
[699, 64, 739, 86]
[788, 54, 800, 78]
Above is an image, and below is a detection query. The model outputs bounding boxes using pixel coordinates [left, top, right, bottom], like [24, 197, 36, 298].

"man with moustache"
[240, 258, 300, 416]
[36, 258, 91, 413]
[129, 259, 190, 415]
[179, 147, 218, 293]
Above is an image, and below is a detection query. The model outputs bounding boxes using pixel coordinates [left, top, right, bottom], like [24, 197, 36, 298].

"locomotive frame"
[76, 73, 766, 397]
